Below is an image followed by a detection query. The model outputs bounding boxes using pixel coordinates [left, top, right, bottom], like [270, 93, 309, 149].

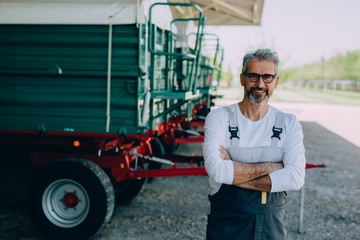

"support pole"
[106, 16, 113, 132]
[299, 185, 305, 233]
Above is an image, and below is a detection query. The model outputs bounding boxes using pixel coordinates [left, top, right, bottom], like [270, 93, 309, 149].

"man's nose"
[257, 76, 266, 87]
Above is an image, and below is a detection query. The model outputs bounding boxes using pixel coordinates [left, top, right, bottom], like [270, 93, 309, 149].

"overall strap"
[271, 111, 286, 147]
[225, 106, 239, 147]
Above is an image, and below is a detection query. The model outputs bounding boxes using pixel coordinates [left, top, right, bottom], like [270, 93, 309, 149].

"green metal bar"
[199, 33, 220, 92]
[148, 2, 203, 58]
[147, 3, 206, 124]
[168, 17, 203, 60]
[150, 99, 187, 121]
[189, 17, 205, 93]
[195, 33, 223, 91]
[189, 32, 220, 66]
[169, 17, 205, 93]
[213, 47, 224, 91]
[202, 33, 220, 66]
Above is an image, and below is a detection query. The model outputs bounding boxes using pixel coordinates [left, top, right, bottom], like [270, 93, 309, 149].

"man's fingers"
[218, 146, 225, 159]
[218, 145, 230, 160]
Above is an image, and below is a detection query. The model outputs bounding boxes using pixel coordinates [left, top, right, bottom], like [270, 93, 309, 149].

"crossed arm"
[203, 109, 305, 193]
[218, 145, 284, 192]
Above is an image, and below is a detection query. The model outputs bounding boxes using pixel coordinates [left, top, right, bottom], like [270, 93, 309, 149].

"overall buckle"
[271, 126, 282, 140]
[229, 126, 239, 139]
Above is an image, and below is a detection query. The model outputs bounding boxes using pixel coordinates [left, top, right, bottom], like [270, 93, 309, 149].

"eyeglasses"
[243, 72, 277, 84]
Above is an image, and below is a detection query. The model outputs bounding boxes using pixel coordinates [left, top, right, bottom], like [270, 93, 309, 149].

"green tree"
[280, 49, 360, 81]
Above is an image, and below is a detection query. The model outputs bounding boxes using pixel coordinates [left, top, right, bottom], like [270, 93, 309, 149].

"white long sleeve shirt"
[203, 103, 306, 195]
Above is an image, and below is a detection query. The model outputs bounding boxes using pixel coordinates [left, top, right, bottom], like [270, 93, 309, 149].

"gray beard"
[245, 87, 270, 105]
[247, 92, 269, 105]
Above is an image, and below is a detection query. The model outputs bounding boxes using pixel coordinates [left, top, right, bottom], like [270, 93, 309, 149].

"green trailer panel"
[0, 24, 141, 134]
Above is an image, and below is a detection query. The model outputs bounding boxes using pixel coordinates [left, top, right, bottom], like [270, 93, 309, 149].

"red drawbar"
[305, 163, 327, 169]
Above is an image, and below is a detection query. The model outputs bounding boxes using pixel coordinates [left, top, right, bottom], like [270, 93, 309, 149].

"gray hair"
[242, 49, 280, 75]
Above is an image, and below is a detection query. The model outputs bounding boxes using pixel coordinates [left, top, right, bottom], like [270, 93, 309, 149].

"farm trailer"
[195, 33, 224, 119]
[0, 1, 220, 239]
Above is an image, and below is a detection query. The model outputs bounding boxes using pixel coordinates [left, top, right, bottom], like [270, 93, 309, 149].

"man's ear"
[240, 73, 244, 86]
[274, 76, 280, 88]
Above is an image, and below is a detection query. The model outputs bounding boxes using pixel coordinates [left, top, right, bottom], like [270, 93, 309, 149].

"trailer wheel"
[147, 138, 165, 182]
[197, 106, 210, 118]
[113, 138, 166, 204]
[28, 158, 114, 240]
[164, 143, 180, 154]
[114, 178, 146, 205]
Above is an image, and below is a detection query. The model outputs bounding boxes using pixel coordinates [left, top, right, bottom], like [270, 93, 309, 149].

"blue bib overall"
[206, 106, 287, 240]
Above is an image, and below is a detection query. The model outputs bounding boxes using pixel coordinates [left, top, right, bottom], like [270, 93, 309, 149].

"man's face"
[240, 59, 279, 105]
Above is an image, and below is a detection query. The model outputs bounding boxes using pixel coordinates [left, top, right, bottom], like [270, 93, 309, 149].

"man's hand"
[219, 145, 231, 160]
[237, 175, 272, 192]
[218, 145, 284, 190]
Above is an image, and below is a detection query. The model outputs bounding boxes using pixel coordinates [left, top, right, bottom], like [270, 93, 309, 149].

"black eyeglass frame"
[243, 72, 277, 84]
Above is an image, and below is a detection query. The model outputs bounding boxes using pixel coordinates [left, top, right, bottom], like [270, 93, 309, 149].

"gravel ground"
[1, 112, 360, 239]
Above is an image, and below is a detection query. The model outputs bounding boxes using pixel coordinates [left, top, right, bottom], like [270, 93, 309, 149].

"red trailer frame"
[0, 107, 208, 183]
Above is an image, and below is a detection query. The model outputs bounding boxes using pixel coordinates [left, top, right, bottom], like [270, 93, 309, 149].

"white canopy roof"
[0, 0, 263, 49]
[0, 0, 264, 27]
[170, 0, 264, 26]
[0, 0, 174, 30]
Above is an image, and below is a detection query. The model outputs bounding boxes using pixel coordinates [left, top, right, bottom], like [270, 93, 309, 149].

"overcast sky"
[205, 0, 360, 71]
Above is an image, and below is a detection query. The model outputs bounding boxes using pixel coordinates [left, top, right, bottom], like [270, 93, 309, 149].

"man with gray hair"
[203, 48, 306, 239]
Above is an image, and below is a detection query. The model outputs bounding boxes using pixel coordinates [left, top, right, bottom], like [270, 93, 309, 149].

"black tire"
[196, 106, 210, 118]
[148, 138, 165, 181]
[164, 142, 180, 154]
[114, 138, 165, 204]
[114, 178, 146, 205]
[27, 158, 115, 240]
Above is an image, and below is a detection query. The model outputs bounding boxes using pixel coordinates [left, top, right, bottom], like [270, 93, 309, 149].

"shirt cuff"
[222, 160, 234, 185]
[269, 170, 282, 192]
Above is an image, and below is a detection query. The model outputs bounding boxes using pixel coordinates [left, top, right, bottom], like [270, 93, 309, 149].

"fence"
[293, 79, 360, 92]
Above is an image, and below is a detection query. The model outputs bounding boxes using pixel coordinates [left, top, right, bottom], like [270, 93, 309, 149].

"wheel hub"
[62, 192, 80, 208]
[42, 179, 90, 228]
